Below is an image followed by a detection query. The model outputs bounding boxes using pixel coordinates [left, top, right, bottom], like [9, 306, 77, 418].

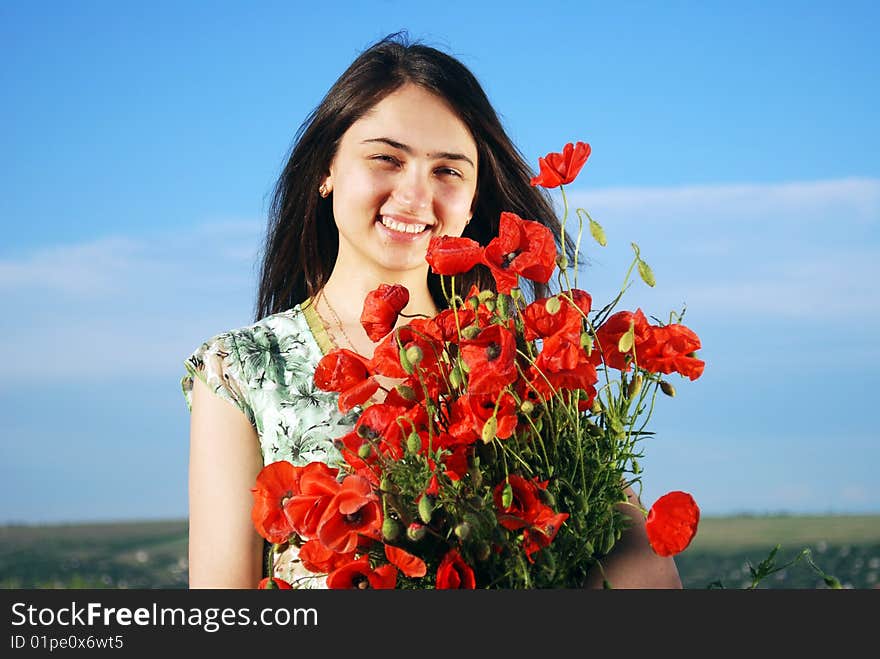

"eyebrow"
[361, 137, 476, 168]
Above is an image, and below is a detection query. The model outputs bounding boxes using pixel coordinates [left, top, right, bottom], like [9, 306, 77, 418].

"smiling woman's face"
[324, 83, 479, 280]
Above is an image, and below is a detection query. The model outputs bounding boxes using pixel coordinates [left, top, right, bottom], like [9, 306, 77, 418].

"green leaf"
[589, 218, 607, 247]
[637, 259, 656, 287]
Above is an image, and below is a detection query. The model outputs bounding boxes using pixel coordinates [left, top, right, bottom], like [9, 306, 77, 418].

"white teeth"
[380, 216, 428, 234]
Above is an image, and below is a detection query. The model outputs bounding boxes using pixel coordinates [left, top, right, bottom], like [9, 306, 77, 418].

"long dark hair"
[255, 31, 576, 321]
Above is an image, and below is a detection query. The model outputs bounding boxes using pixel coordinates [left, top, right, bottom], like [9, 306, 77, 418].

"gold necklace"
[319, 293, 358, 352]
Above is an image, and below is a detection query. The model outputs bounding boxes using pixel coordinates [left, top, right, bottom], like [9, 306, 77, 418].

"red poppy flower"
[257, 576, 292, 589]
[318, 474, 382, 554]
[483, 212, 558, 293]
[464, 391, 518, 440]
[641, 324, 705, 381]
[435, 549, 476, 589]
[529, 141, 591, 188]
[360, 283, 410, 342]
[493, 474, 548, 530]
[426, 235, 484, 275]
[326, 556, 397, 589]
[384, 544, 427, 578]
[251, 461, 302, 544]
[298, 539, 355, 574]
[522, 509, 569, 562]
[522, 294, 586, 341]
[282, 461, 341, 539]
[459, 324, 518, 394]
[314, 348, 379, 412]
[591, 309, 653, 371]
[645, 491, 700, 557]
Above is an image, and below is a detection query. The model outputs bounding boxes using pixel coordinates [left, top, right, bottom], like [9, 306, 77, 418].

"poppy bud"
[627, 374, 643, 399]
[590, 399, 603, 415]
[449, 365, 463, 389]
[545, 296, 562, 315]
[481, 416, 497, 443]
[405, 345, 423, 367]
[580, 331, 593, 352]
[461, 324, 481, 340]
[358, 442, 372, 459]
[496, 293, 510, 319]
[399, 345, 414, 374]
[418, 495, 435, 524]
[407, 522, 427, 542]
[660, 381, 676, 397]
[406, 431, 421, 454]
[382, 517, 401, 542]
[395, 383, 417, 400]
[468, 295, 480, 311]
[484, 298, 496, 313]
[454, 521, 472, 540]
[537, 487, 556, 507]
[477, 290, 495, 303]
[380, 475, 392, 492]
[556, 254, 568, 269]
[467, 495, 484, 509]
[475, 541, 491, 562]
[501, 482, 514, 509]
[520, 400, 534, 414]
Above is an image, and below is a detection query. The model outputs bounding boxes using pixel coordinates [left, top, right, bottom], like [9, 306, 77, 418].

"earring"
[319, 182, 330, 198]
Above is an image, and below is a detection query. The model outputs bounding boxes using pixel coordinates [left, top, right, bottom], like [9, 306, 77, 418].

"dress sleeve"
[181, 331, 255, 426]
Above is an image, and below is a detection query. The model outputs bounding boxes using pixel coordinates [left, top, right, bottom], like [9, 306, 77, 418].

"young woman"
[182, 32, 682, 589]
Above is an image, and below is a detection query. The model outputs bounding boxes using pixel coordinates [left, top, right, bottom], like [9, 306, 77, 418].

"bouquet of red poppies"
[252, 142, 704, 589]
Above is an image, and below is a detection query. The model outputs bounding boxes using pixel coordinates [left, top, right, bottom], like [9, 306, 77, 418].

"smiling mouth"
[377, 215, 431, 234]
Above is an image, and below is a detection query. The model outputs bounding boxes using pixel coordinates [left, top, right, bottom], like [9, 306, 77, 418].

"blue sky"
[1, 1, 878, 523]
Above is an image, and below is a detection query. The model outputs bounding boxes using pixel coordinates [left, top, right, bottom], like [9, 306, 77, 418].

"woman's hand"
[583, 486, 683, 589]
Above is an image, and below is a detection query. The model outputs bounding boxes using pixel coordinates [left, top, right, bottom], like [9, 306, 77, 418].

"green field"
[1, 515, 878, 589]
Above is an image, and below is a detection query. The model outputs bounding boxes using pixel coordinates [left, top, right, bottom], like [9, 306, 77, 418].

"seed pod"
[520, 400, 535, 414]
[660, 381, 676, 397]
[357, 442, 372, 459]
[545, 296, 562, 315]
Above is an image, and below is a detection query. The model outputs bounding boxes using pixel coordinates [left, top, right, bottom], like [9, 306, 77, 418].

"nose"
[391, 167, 431, 212]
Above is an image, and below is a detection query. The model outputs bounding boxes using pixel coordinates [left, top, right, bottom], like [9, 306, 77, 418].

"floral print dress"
[181, 299, 358, 588]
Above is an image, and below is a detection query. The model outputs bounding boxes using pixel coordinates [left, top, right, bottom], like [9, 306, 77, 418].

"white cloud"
[561, 178, 880, 322]
[0, 219, 264, 384]
[567, 177, 880, 226]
